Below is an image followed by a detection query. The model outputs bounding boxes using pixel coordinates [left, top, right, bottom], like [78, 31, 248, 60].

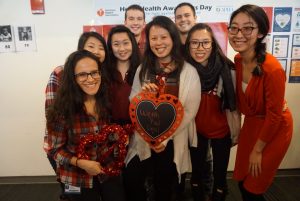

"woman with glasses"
[106, 25, 141, 126]
[44, 31, 109, 201]
[124, 16, 201, 201]
[185, 23, 240, 201]
[228, 4, 293, 201]
[45, 50, 125, 201]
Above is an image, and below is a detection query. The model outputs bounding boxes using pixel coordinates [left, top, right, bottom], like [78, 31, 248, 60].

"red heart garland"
[77, 124, 133, 176]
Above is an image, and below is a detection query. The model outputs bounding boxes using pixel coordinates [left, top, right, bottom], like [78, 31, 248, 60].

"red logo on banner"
[97, 9, 105, 16]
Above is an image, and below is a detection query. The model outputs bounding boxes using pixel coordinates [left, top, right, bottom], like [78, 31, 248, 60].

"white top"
[125, 61, 201, 181]
[242, 81, 248, 93]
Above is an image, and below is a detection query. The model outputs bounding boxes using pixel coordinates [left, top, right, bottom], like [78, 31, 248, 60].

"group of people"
[43, 3, 293, 201]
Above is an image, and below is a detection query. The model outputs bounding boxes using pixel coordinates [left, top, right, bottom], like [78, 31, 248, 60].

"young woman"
[228, 4, 293, 201]
[123, 16, 201, 201]
[185, 23, 240, 201]
[45, 50, 125, 201]
[43, 31, 109, 200]
[45, 31, 108, 108]
[106, 25, 141, 125]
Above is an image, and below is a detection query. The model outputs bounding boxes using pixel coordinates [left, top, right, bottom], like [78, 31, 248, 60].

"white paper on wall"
[14, 25, 37, 52]
[0, 25, 16, 53]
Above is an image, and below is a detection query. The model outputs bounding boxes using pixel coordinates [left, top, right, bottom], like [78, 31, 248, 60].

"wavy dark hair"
[106, 25, 141, 85]
[46, 50, 110, 128]
[229, 4, 269, 76]
[185, 23, 234, 70]
[139, 16, 184, 83]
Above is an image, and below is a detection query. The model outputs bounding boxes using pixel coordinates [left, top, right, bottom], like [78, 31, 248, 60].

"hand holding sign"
[129, 91, 184, 146]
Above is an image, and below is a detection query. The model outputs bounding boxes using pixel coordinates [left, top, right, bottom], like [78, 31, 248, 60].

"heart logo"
[275, 14, 290, 28]
[129, 92, 184, 145]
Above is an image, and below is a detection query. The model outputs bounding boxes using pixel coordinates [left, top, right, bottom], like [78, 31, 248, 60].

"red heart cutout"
[129, 92, 184, 145]
[77, 124, 132, 176]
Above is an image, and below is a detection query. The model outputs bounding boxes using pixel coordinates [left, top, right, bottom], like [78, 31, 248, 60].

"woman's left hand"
[248, 149, 262, 177]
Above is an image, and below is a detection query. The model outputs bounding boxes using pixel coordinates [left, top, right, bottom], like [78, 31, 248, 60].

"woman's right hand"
[142, 82, 158, 93]
[77, 159, 104, 176]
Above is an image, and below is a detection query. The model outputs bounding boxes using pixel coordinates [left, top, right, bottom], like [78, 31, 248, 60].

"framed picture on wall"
[0, 25, 16, 53]
[14, 25, 37, 52]
[272, 35, 289, 58]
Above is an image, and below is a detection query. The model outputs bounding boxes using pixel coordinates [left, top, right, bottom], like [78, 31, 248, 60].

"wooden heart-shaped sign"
[129, 92, 184, 145]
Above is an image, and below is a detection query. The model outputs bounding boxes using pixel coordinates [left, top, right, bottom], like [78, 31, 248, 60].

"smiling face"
[149, 25, 173, 63]
[125, 9, 145, 38]
[228, 12, 263, 56]
[188, 29, 213, 67]
[111, 32, 133, 62]
[75, 57, 101, 98]
[175, 5, 197, 35]
[83, 37, 106, 63]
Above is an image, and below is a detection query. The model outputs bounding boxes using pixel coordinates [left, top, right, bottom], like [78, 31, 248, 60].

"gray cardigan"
[125, 61, 201, 181]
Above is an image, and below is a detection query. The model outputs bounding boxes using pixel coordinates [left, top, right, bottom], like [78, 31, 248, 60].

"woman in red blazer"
[228, 4, 293, 201]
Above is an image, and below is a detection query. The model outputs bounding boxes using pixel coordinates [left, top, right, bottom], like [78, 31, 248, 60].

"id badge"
[65, 184, 81, 194]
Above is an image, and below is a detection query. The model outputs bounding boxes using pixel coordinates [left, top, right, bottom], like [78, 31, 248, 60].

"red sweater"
[110, 72, 132, 124]
[195, 91, 229, 139]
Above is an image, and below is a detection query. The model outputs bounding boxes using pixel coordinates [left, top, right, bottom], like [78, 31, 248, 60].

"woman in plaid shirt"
[44, 32, 110, 201]
[45, 50, 125, 201]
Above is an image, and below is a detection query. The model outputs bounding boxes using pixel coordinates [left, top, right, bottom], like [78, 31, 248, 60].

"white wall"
[0, 0, 299, 176]
[0, 0, 95, 176]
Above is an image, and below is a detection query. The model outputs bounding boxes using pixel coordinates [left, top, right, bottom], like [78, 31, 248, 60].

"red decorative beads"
[77, 124, 134, 176]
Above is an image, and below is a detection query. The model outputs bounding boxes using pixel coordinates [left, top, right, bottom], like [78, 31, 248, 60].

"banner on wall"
[94, 0, 236, 24]
[91, 1, 300, 83]
[92, 1, 233, 54]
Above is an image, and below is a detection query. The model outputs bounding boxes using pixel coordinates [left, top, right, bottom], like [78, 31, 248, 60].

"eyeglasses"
[75, 70, 101, 82]
[189, 40, 212, 49]
[227, 26, 257, 35]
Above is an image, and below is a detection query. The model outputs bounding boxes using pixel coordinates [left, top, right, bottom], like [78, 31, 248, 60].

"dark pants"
[123, 141, 178, 201]
[178, 149, 213, 199]
[190, 134, 231, 200]
[67, 176, 125, 201]
[238, 181, 266, 201]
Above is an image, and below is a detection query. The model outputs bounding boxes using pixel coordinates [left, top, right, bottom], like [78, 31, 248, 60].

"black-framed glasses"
[227, 26, 257, 35]
[75, 70, 101, 82]
[189, 40, 212, 49]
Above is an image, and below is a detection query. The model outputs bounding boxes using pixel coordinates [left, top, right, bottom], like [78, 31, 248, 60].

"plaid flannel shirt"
[46, 112, 104, 188]
[45, 65, 63, 108]
[43, 66, 113, 188]
[43, 66, 63, 154]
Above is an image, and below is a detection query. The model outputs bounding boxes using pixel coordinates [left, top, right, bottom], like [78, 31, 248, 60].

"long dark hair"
[185, 23, 234, 70]
[139, 16, 184, 83]
[106, 25, 141, 85]
[46, 50, 110, 128]
[229, 4, 269, 75]
[77, 31, 107, 52]
[77, 31, 110, 78]
[185, 23, 236, 111]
